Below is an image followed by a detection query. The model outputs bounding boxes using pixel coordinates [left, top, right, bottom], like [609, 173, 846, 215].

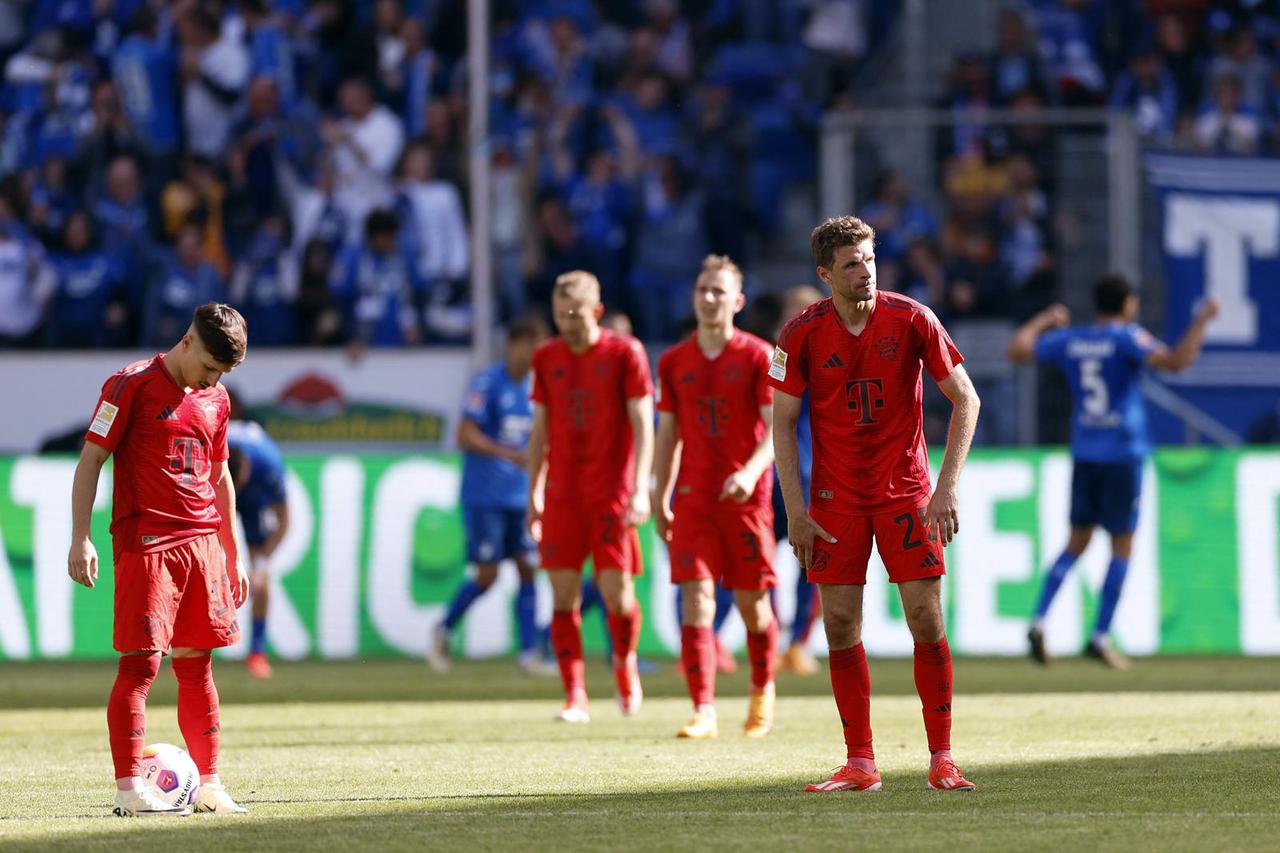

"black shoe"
[1027, 626, 1049, 665]
[1083, 638, 1132, 670]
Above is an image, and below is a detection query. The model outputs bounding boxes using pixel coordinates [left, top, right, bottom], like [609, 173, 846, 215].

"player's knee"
[904, 603, 944, 641]
[822, 609, 860, 647]
[475, 567, 499, 590]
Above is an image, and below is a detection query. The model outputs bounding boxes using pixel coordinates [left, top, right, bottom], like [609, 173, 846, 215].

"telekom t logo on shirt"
[844, 378, 885, 425]
[169, 437, 205, 484]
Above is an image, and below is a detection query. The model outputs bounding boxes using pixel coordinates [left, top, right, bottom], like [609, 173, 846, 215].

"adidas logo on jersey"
[821, 353, 845, 368]
[919, 552, 942, 569]
[156, 405, 177, 420]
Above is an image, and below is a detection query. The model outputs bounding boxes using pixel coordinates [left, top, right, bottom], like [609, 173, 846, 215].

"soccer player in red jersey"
[771, 217, 981, 793]
[67, 304, 251, 816]
[527, 271, 655, 723]
[653, 255, 779, 739]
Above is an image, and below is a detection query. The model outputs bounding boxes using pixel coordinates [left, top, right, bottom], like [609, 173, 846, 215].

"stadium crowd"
[0, 0, 1274, 349]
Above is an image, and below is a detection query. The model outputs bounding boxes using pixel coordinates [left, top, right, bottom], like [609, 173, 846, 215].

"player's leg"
[596, 561, 644, 715]
[431, 507, 501, 672]
[109, 547, 187, 816]
[169, 535, 246, 813]
[731, 510, 779, 737]
[507, 510, 554, 675]
[711, 584, 738, 674]
[245, 550, 272, 678]
[546, 568, 589, 720]
[783, 573, 820, 675]
[1085, 461, 1141, 668]
[677, 578, 719, 738]
[1028, 525, 1093, 664]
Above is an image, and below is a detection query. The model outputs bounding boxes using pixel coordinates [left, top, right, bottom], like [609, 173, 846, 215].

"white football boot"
[194, 780, 248, 814]
[112, 786, 191, 817]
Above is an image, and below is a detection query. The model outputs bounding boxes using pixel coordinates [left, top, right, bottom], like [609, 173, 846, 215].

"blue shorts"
[464, 506, 536, 565]
[1070, 460, 1143, 534]
[238, 503, 272, 548]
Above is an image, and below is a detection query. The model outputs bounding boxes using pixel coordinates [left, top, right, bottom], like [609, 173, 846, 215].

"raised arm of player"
[214, 459, 249, 608]
[1006, 303, 1070, 362]
[1147, 298, 1219, 372]
[773, 389, 834, 570]
[924, 365, 981, 546]
[721, 403, 775, 503]
[525, 402, 549, 540]
[67, 441, 110, 588]
[457, 417, 527, 467]
[651, 411, 680, 542]
[625, 394, 655, 527]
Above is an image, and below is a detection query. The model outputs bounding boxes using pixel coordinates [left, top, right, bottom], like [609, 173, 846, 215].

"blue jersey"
[228, 420, 287, 512]
[459, 363, 532, 510]
[45, 251, 123, 347]
[112, 35, 179, 155]
[1035, 323, 1160, 462]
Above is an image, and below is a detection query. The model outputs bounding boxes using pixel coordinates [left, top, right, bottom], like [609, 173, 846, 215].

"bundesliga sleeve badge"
[89, 401, 120, 437]
[769, 348, 788, 381]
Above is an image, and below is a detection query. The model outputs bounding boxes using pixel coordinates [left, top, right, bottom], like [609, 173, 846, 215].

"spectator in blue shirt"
[229, 214, 299, 347]
[332, 207, 424, 347]
[142, 221, 226, 347]
[111, 6, 179, 160]
[44, 210, 128, 348]
[1110, 43, 1178, 143]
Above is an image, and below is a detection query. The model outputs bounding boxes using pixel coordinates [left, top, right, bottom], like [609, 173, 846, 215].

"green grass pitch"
[0, 657, 1277, 851]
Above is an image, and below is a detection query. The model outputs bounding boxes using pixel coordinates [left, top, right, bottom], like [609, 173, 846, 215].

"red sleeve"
[767, 318, 809, 397]
[622, 337, 653, 399]
[83, 374, 137, 453]
[530, 346, 548, 405]
[754, 343, 774, 407]
[210, 390, 230, 463]
[655, 350, 676, 413]
[918, 307, 965, 382]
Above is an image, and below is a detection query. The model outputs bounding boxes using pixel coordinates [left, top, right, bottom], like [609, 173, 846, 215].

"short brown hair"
[810, 216, 876, 269]
[553, 270, 601, 301]
[508, 314, 550, 343]
[698, 254, 744, 290]
[192, 303, 248, 365]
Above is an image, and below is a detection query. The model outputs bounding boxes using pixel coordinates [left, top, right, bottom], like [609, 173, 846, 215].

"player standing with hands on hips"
[68, 303, 250, 816]
[527, 271, 655, 723]
[772, 217, 981, 793]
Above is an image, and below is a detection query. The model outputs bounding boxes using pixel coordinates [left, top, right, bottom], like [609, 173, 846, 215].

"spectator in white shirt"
[322, 77, 405, 245]
[0, 195, 54, 347]
[178, 7, 250, 159]
[396, 140, 468, 284]
[1194, 73, 1261, 156]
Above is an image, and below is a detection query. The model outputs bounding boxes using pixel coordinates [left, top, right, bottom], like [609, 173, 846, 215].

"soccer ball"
[139, 743, 200, 807]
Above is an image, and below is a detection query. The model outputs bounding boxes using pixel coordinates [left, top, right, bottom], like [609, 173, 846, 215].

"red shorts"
[540, 499, 642, 575]
[807, 502, 946, 586]
[113, 533, 240, 652]
[669, 507, 776, 591]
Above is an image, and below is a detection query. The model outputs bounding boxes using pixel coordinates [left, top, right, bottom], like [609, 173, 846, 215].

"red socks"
[746, 618, 779, 692]
[606, 606, 642, 660]
[550, 610, 586, 701]
[172, 654, 221, 777]
[680, 625, 716, 707]
[914, 639, 953, 753]
[828, 643, 874, 761]
[107, 654, 160, 780]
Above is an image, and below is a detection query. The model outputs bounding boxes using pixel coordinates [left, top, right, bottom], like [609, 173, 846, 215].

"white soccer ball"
[139, 743, 200, 807]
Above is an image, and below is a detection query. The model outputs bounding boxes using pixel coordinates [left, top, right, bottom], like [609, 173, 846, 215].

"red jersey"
[769, 292, 963, 516]
[531, 329, 653, 505]
[657, 331, 774, 513]
[84, 355, 231, 553]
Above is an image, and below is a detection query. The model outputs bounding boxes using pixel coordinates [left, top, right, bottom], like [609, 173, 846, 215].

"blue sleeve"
[262, 463, 287, 504]
[1033, 328, 1069, 366]
[461, 371, 492, 424]
[1119, 325, 1160, 365]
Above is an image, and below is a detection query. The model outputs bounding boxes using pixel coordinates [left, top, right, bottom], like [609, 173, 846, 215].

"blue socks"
[1034, 550, 1079, 622]
[250, 618, 267, 655]
[1093, 557, 1130, 639]
[713, 585, 734, 632]
[516, 581, 538, 653]
[443, 580, 484, 631]
[791, 577, 816, 645]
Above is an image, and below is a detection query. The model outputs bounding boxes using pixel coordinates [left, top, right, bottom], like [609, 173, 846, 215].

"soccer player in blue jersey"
[1008, 275, 1218, 668]
[430, 318, 554, 675]
[227, 419, 290, 679]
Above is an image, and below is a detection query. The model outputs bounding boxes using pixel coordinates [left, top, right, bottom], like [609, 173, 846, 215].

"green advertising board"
[0, 449, 1276, 660]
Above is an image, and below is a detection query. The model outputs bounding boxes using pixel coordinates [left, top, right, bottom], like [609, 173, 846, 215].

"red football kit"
[657, 331, 776, 590]
[770, 292, 964, 585]
[532, 329, 653, 573]
[85, 355, 239, 652]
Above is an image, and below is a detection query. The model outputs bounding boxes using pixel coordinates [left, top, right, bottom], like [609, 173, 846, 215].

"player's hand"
[719, 469, 756, 504]
[504, 447, 530, 467]
[226, 554, 249, 609]
[1195, 297, 1220, 323]
[625, 489, 651, 528]
[67, 537, 98, 588]
[923, 486, 960, 547]
[526, 495, 544, 543]
[1041, 303, 1070, 328]
[788, 513, 837, 571]
[652, 492, 673, 542]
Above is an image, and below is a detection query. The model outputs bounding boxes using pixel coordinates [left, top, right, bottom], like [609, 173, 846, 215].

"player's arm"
[525, 402, 549, 539]
[1006, 303, 1070, 362]
[213, 459, 249, 608]
[721, 403, 775, 503]
[773, 389, 834, 570]
[924, 364, 981, 546]
[1147, 298, 1219, 372]
[625, 394, 655, 526]
[67, 441, 110, 588]
[258, 499, 290, 560]
[651, 411, 680, 542]
[457, 417, 526, 467]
